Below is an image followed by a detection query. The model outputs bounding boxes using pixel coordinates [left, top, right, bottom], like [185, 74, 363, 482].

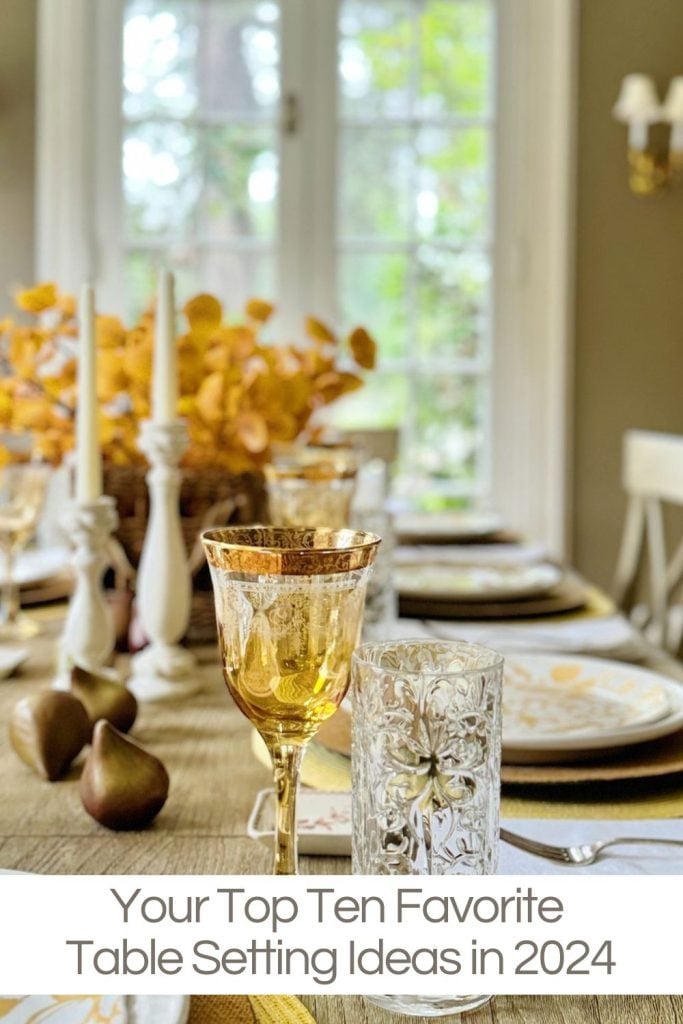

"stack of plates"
[313, 653, 683, 770]
[395, 560, 586, 620]
[395, 510, 505, 545]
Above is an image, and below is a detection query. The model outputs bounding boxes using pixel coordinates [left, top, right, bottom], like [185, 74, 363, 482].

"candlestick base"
[130, 418, 197, 703]
[128, 642, 199, 702]
[53, 497, 119, 688]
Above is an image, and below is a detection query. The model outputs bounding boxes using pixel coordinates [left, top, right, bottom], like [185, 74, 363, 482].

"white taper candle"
[153, 269, 178, 423]
[76, 284, 102, 503]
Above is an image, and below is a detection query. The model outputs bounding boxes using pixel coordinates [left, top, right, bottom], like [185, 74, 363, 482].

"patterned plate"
[0, 997, 189, 1024]
[503, 654, 673, 742]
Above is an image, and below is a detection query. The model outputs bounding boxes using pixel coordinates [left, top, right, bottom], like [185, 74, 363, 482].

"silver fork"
[500, 827, 683, 866]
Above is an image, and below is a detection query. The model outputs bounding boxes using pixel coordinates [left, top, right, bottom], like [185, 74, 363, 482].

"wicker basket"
[103, 464, 267, 643]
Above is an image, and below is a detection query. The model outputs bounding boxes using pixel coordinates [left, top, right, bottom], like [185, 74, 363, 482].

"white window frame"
[35, 0, 577, 556]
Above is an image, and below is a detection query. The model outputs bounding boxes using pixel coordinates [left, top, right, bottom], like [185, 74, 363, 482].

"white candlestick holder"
[128, 419, 198, 702]
[53, 496, 119, 688]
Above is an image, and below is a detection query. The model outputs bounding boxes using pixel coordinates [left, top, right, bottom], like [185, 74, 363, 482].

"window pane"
[124, 121, 201, 241]
[418, 1, 494, 117]
[339, 0, 415, 120]
[339, 252, 410, 362]
[123, 1, 199, 119]
[200, 0, 281, 117]
[409, 374, 484, 483]
[327, 372, 410, 431]
[202, 127, 278, 241]
[125, 248, 202, 314]
[200, 250, 276, 314]
[417, 126, 491, 243]
[417, 248, 490, 361]
[339, 127, 414, 241]
[122, 0, 281, 320]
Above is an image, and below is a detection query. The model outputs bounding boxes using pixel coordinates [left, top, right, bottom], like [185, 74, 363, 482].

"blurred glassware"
[0, 463, 51, 640]
[264, 443, 361, 529]
[352, 457, 397, 639]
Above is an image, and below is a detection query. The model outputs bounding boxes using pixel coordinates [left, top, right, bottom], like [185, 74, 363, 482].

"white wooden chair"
[613, 429, 683, 653]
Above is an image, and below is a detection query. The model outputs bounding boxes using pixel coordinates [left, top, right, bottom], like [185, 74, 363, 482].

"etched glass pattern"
[352, 639, 502, 877]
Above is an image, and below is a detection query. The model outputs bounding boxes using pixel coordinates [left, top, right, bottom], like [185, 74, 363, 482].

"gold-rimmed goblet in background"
[264, 444, 361, 528]
[0, 462, 51, 640]
[202, 526, 379, 874]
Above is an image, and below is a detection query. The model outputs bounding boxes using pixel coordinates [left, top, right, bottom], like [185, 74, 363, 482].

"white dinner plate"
[395, 562, 563, 602]
[0, 646, 28, 679]
[0, 547, 71, 588]
[502, 653, 683, 763]
[395, 510, 504, 543]
[0, 996, 189, 1024]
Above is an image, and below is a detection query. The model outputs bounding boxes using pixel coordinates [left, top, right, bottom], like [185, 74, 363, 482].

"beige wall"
[573, 0, 683, 586]
[0, 0, 37, 302]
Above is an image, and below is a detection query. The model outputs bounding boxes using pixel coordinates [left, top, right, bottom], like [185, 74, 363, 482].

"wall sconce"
[613, 74, 683, 196]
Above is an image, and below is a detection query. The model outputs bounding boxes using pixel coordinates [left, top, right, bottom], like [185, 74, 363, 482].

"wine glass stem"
[0, 544, 19, 626]
[270, 741, 304, 875]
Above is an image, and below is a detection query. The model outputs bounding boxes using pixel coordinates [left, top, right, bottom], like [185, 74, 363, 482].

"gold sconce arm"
[627, 147, 671, 197]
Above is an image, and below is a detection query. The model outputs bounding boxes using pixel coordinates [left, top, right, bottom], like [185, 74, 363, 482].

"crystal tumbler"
[351, 638, 503, 1017]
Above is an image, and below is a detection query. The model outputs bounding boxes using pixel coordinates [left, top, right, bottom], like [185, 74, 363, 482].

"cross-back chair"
[613, 429, 683, 654]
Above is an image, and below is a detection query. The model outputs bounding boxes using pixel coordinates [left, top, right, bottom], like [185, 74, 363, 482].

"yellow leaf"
[96, 315, 126, 349]
[15, 282, 58, 313]
[196, 371, 227, 425]
[183, 293, 222, 333]
[305, 316, 336, 345]
[245, 298, 274, 323]
[237, 410, 269, 453]
[349, 326, 377, 370]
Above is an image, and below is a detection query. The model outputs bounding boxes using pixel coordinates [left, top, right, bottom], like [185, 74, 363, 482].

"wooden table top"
[0, 617, 680, 1023]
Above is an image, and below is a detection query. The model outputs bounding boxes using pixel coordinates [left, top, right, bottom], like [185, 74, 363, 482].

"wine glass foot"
[0, 613, 41, 641]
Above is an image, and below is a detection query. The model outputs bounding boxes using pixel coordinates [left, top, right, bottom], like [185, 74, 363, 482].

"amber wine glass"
[202, 526, 379, 875]
[0, 462, 50, 640]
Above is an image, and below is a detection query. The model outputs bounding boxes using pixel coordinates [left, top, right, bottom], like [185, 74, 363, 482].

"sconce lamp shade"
[613, 74, 661, 123]
[662, 77, 683, 122]
[662, 77, 683, 153]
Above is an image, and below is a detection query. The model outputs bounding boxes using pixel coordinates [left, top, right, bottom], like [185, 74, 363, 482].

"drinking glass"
[352, 638, 503, 1018]
[264, 445, 360, 529]
[203, 526, 379, 875]
[0, 462, 51, 640]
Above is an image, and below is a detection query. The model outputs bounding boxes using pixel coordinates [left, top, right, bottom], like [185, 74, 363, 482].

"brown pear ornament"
[70, 665, 138, 735]
[80, 720, 169, 830]
[10, 690, 91, 781]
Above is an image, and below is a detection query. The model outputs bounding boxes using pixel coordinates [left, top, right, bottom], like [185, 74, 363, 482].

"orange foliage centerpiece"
[0, 283, 377, 638]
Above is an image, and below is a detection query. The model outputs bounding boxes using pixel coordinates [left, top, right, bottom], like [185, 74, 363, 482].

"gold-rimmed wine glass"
[0, 462, 51, 640]
[264, 444, 361, 529]
[202, 526, 379, 875]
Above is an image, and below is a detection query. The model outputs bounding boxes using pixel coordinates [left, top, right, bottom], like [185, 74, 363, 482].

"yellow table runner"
[189, 995, 315, 1024]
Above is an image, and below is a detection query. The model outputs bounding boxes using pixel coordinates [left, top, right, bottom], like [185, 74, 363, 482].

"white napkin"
[424, 614, 647, 661]
[0, 997, 127, 1024]
[500, 818, 683, 875]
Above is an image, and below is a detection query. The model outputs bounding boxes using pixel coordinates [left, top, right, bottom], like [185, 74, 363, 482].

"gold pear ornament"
[80, 720, 169, 830]
[70, 666, 138, 735]
[10, 690, 91, 781]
